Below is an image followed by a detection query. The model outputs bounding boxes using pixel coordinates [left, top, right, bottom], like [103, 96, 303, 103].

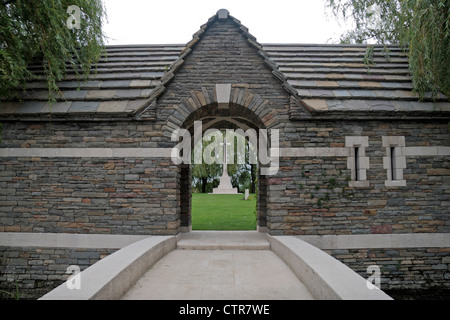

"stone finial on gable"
[217, 9, 230, 20]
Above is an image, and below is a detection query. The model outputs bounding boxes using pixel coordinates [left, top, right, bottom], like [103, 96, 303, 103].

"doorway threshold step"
[177, 231, 270, 250]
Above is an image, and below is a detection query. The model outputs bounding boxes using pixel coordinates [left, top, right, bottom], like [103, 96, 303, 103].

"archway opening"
[191, 128, 258, 230]
[178, 104, 268, 232]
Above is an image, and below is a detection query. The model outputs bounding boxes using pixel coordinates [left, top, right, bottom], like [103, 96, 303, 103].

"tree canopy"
[326, 0, 449, 100]
[191, 131, 258, 194]
[0, 0, 106, 101]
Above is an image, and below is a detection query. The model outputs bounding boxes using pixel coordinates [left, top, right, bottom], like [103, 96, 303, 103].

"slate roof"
[0, 10, 448, 121]
[265, 44, 449, 115]
[0, 44, 184, 119]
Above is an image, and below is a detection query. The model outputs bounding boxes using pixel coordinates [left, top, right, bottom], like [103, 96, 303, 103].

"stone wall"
[0, 119, 448, 236]
[268, 120, 450, 235]
[0, 154, 180, 235]
[0, 11, 449, 297]
[0, 122, 168, 149]
[328, 247, 450, 291]
[0, 246, 116, 299]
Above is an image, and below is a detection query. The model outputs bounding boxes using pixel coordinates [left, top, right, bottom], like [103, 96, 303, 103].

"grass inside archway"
[191, 193, 257, 230]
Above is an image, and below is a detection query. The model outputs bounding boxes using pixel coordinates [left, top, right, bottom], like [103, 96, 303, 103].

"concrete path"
[121, 231, 314, 300]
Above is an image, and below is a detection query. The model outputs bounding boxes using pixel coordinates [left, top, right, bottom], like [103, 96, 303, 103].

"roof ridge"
[261, 43, 404, 48]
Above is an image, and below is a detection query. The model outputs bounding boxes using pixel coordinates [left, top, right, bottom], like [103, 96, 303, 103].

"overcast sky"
[102, 0, 351, 45]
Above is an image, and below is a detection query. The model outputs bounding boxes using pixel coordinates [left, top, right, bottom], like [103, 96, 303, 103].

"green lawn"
[191, 193, 257, 230]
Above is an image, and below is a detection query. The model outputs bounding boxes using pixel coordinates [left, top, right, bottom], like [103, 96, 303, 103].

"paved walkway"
[121, 231, 314, 300]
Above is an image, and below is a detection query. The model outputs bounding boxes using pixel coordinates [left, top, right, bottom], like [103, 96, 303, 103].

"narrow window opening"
[345, 136, 369, 188]
[390, 146, 396, 180]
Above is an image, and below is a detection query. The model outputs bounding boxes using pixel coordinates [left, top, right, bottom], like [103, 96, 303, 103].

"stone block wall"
[268, 120, 450, 235]
[327, 247, 450, 291]
[0, 154, 180, 235]
[0, 246, 116, 299]
[0, 120, 448, 237]
[0, 122, 169, 149]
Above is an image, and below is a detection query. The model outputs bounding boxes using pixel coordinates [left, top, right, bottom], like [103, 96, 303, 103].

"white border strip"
[0, 232, 150, 249]
[0, 148, 172, 158]
[404, 146, 450, 156]
[280, 147, 350, 157]
[297, 233, 450, 250]
[1, 146, 448, 159]
[0, 147, 350, 158]
[2, 232, 449, 250]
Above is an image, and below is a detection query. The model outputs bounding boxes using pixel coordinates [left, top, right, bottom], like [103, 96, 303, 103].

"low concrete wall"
[40, 236, 176, 300]
[267, 235, 392, 300]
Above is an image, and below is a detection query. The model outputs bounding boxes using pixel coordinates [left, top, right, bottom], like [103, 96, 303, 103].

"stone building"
[0, 9, 449, 298]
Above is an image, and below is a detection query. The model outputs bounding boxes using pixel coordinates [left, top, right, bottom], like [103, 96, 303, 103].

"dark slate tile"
[409, 101, 435, 111]
[41, 102, 72, 113]
[394, 90, 417, 98]
[141, 72, 165, 79]
[337, 81, 360, 88]
[343, 74, 362, 80]
[332, 90, 351, 98]
[56, 81, 83, 89]
[0, 102, 20, 114]
[326, 100, 346, 111]
[344, 99, 371, 111]
[86, 90, 117, 100]
[296, 89, 312, 98]
[15, 101, 46, 113]
[380, 82, 404, 89]
[361, 74, 384, 81]
[113, 89, 143, 99]
[349, 89, 376, 98]
[368, 100, 396, 111]
[100, 80, 132, 88]
[126, 99, 147, 112]
[310, 89, 334, 97]
[374, 90, 400, 99]
[394, 101, 415, 111]
[68, 101, 100, 113]
[97, 101, 128, 112]
[289, 80, 317, 87]
[61, 90, 88, 100]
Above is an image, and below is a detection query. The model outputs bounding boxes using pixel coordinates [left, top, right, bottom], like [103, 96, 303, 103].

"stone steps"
[176, 231, 270, 250]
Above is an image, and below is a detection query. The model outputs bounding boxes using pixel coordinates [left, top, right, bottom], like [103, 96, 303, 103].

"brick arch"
[170, 84, 275, 233]
[163, 84, 280, 136]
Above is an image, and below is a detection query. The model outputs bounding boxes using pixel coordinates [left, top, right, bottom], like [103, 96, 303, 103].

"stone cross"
[220, 137, 231, 176]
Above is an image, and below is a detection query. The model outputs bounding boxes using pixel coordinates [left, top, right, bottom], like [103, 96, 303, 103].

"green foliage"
[0, 0, 107, 102]
[363, 45, 374, 72]
[326, 0, 450, 100]
[191, 131, 258, 193]
[0, 281, 20, 300]
[407, 0, 449, 100]
[191, 133, 223, 193]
